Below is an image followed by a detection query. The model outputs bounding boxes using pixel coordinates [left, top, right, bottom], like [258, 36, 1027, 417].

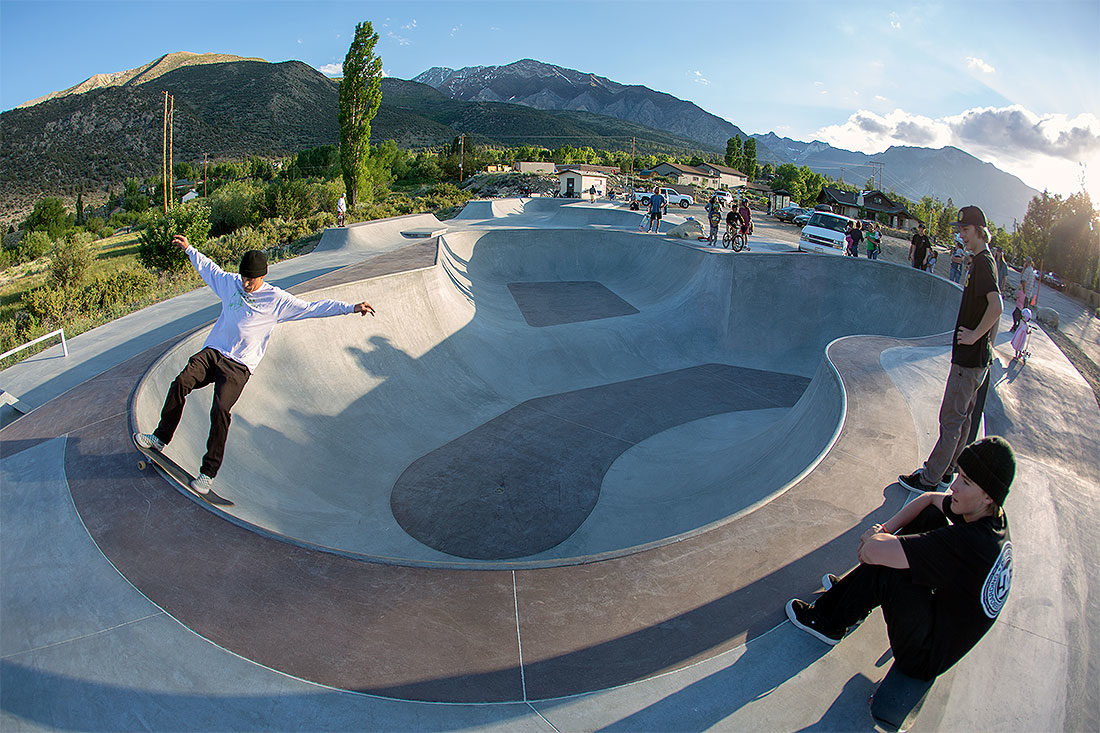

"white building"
[696, 162, 748, 190]
[513, 161, 556, 174]
[181, 188, 199, 204]
[558, 169, 606, 198]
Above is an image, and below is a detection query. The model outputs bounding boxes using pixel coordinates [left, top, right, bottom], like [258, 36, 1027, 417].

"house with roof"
[557, 168, 607, 198]
[647, 162, 718, 188]
[696, 162, 747, 190]
[816, 186, 919, 229]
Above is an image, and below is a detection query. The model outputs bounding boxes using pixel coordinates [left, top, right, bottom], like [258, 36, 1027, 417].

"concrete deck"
[2, 198, 1097, 730]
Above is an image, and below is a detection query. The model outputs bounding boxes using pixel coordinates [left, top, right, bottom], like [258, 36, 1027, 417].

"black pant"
[154, 347, 251, 478]
[811, 506, 949, 680]
[1011, 306, 1023, 332]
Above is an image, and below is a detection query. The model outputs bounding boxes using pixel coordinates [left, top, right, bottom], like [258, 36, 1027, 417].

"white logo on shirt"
[981, 541, 1012, 618]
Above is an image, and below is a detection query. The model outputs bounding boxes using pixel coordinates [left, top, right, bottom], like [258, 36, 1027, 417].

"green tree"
[742, 138, 757, 181]
[75, 191, 85, 226]
[725, 137, 743, 172]
[1047, 191, 1099, 284]
[50, 233, 93, 288]
[771, 163, 804, 203]
[338, 21, 384, 207]
[123, 178, 149, 213]
[22, 197, 71, 239]
[799, 166, 826, 207]
[138, 202, 211, 272]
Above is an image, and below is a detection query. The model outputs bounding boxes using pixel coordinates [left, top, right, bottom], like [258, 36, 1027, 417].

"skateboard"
[132, 433, 234, 507]
[870, 662, 934, 732]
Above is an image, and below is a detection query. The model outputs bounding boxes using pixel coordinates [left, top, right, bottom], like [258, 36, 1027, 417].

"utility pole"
[459, 134, 465, 182]
[203, 152, 209, 198]
[162, 91, 169, 213]
[168, 94, 174, 208]
[628, 136, 635, 195]
[870, 161, 883, 190]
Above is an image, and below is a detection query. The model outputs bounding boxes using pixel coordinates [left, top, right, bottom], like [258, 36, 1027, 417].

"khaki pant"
[921, 362, 989, 484]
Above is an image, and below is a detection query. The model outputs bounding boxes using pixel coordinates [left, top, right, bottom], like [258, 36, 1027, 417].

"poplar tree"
[742, 138, 758, 181]
[338, 21, 383, 208]
[725, 136, 743, 173]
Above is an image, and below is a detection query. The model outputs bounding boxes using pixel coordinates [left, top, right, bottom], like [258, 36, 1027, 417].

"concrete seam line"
[527, 702, 562, 732]
[513, 570, 528, 702]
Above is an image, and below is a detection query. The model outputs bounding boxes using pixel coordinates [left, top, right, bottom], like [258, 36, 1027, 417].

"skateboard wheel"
[138, 460, 147, 470]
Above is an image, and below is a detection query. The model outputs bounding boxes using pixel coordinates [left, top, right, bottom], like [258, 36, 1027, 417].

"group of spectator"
[845, 220, 882, 259]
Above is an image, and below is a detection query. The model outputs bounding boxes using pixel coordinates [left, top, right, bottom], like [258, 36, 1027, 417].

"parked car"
[774, 206, 809, 223]
[630, 187, 694, 209]
[798, 211, 855, 255]
[793, 212, 812, 226]
[713, 190, 734, 208]
[1042, 271, 1066, 290]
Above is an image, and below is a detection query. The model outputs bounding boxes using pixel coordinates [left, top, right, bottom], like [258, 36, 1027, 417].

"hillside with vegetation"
[0, 56, 718, 226]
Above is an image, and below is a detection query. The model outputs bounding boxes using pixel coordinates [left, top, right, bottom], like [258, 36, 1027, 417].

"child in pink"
[1010, 285, 1027, 333]
[1011, 308, 1033, 360]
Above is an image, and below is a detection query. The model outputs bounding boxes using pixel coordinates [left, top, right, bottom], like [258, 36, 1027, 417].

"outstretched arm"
[172, 235, 236, 300]
[353, 302, 375, 317]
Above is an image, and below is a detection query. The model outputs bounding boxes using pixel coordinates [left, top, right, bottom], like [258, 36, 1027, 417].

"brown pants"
[153, 348, 251, 478]
[921, 362, 989, 484]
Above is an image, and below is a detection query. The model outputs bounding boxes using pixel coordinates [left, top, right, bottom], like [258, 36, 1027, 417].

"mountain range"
[2, 53, 1040, 227]
[415, 61, 1040, 227]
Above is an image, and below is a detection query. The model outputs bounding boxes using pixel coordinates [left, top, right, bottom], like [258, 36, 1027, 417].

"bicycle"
[722, 222, 749, 251]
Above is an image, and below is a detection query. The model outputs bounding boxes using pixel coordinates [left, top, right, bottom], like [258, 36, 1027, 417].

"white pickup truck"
[631, 187, 694, 209]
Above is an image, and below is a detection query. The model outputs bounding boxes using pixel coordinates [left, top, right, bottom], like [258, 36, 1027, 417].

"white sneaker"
[190, 473, 214, 495]
[134, 433, 164, 451]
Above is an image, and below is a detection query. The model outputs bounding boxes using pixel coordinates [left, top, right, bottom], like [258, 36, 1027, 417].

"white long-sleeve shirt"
[187, 246, 354, 372]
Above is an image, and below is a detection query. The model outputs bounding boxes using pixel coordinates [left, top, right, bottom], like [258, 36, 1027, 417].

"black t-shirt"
[952, 248, 998, 367]
[911, 233, 930, 265]
[898, 495, 1012, 678]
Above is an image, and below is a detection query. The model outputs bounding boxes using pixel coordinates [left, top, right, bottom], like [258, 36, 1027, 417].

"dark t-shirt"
[911, 233, 930, 266]
[648, 195, 665, 214]
[952, 248, 998, 367]
[898, 495, 1012, 678]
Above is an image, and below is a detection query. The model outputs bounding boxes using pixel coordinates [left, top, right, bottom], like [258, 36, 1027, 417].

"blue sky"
[2, 0, 1098, 198]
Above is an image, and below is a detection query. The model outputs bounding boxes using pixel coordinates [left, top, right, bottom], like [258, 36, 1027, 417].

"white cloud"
[297, 39, 302, 45]
[402, 19, 417, 30]
[450, 25, 462, 37]
[814, 105, 1100, 197]
[966, 56, 995, 74]
[875, 95, 888, 102]
[490, 26, 501, 31]
[318, 63, 341, 77]
[386, 31, 411, 46]
[691, 70, 710, 86]
[889, 12, 901, 29]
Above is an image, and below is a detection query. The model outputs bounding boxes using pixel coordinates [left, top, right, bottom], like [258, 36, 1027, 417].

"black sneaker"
[898, 471, 937, 494]
[786, 599, 844, 645]
[822, 573, 839, 591]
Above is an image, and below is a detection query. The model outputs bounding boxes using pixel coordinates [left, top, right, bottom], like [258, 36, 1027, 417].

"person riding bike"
[738, 200, 753, 239]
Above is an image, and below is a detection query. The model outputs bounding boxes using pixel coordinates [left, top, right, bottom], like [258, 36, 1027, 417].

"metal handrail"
[0, 328, 67, 362]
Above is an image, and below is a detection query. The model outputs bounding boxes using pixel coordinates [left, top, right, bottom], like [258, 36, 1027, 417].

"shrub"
[138, 202, 211, 272]
[264, 179, 316, 221]
[208, 180, 262, 235]
[22, 197, 73, 239]
[202, 226, 268, 270]
[92, 268, 157, 311]
[50, 234, 93, 288]
[21, 285, 71, 327]
[316, 179, 344, 217]
[16, 230, 53, 263]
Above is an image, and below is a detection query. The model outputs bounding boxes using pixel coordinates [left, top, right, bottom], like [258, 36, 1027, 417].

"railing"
[0, 328, 67, 362]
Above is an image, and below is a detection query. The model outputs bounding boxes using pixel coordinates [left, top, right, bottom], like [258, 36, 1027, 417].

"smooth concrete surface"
[3, 199, 1098, 729]
[131, 228, 962, 565]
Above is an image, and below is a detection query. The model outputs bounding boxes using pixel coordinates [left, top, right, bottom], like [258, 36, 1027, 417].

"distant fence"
[0, 328, 67, 362]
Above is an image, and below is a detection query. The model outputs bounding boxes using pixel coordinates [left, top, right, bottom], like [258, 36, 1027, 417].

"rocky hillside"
[414, 59, 751, 150]
[0, 58, 715, 225]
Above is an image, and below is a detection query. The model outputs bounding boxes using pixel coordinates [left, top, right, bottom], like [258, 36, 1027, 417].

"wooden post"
[162, 91, 168, 213]
[203, 152, 208, 198]
[168, 94, 174, 208]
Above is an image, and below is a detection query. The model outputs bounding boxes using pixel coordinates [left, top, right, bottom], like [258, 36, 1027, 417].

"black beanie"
[239, 250, 268, 278]
[957, 436, 1016, 506]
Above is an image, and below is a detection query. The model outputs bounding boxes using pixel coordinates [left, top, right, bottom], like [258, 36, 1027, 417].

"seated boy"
[785, 436, 1015, 681]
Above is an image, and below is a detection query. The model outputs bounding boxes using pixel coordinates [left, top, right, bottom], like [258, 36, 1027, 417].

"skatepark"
[2, 198, 1098, 730]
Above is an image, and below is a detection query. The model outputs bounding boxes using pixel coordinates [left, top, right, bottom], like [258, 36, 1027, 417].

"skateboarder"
[135, 235, 375, 496]
[786, 436, 1015, 682]
[899, 206, 1002, 493]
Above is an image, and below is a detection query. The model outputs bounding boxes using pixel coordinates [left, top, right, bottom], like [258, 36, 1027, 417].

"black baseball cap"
[955, 206, 987, 228]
